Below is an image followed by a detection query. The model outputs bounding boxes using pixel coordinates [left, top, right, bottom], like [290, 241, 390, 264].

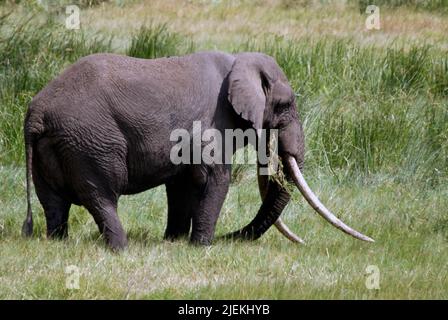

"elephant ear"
[228, 53, 275, 130]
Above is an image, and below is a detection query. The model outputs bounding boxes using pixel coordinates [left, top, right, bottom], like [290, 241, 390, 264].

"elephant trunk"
[225, 161, 304, 242]
[258, 166, 305, 244]
[226, 175, 291, 240]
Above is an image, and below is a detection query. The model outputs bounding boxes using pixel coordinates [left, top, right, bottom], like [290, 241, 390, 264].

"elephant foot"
[47, 230, 69, 240]
[164, 229, 190, 242]
[47, 223, 69, 240]
[104, 231, 128, 252]
[190, 233, 213, 246]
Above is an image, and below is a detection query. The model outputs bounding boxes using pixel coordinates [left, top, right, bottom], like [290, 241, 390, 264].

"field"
[0, 0, 447, 299]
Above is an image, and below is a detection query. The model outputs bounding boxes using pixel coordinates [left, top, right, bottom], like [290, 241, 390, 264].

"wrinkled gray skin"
[22, 51, 304, 250]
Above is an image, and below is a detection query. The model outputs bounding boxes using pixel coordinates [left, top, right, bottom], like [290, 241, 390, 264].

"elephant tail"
[22, 108, 44, 237]
[22, 134, 34, 237]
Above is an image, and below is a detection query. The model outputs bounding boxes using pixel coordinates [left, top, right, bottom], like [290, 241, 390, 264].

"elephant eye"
[275, 102, 290, 113]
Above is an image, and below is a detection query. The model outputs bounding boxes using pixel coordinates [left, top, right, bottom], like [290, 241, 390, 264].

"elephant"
[22, 51, 374, 250]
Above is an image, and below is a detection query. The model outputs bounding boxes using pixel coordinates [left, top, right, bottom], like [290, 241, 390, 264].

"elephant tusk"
[285, 156, 374, 243]
[274, 218, 306, 244]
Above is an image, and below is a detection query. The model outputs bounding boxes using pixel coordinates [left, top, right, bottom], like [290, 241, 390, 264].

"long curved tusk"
[286, 156, 374, 243]
[274, 219, 306, 244]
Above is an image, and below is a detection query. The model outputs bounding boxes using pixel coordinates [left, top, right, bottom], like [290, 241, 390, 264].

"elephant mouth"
[274, 156, 374, 244]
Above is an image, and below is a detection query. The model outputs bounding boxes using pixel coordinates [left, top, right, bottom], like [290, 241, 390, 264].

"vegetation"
[127, 24, 195, 59]
[0, 14, 111, 164]
[0, 0, 447, 299]
[355, 0, 448, 13]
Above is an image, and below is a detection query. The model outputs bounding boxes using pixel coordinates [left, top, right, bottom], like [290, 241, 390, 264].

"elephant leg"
[43, 197, 71, 239]
[74, 171, 127, 251]
[33, 167, 71, 239]
[164, 176, 193, 240]
[190, 164, 231, 246]
[83, 198, 127, 251]
[67, 148, 128, 250]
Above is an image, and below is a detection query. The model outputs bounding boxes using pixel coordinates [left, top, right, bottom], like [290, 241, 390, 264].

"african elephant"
[22, 51, 373, 250]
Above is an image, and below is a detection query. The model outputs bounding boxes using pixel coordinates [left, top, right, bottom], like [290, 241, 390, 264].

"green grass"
[127, 24, 195, 59]
[0, 1, 447, 299]
[239, 38, 448, 183]
[0, 14, 112, 164]
[1, 165, 447, 299]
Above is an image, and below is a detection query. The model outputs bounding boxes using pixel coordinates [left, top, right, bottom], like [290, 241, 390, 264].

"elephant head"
[226, 53, 374, 243]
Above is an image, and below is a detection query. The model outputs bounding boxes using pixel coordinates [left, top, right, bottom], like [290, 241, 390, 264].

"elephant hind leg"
[64, 147, 128, 250]
[33, 137, 72, 238]
[164, 175, 193, 241]
[82, 196, 127, 251]
[33, 167, 71, 239]
[71, 167, 127, 250]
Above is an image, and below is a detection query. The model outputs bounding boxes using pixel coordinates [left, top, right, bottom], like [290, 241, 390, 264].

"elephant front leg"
[190, 164, 231, 246]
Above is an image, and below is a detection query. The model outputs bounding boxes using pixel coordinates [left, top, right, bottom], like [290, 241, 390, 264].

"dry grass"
[79, 0, 448, 50]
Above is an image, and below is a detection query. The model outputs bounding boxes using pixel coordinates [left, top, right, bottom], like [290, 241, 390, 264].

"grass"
[0, 0, 447, 299]
[0, 14, 112, 164]
[1, 166, 447, 299]
[127, 23, 195, 59]
[0, 168, 448, 299]
[239, 38, 448, 183]
[355, 0, 448, 13]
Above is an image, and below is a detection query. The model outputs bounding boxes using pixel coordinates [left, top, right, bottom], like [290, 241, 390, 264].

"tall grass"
[0, 17, 196, 165]
[0, 14, 111, 164]
[127, 24, 195, 59]
[0, 14, 446, 188]
[237, 38, 448, 185]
